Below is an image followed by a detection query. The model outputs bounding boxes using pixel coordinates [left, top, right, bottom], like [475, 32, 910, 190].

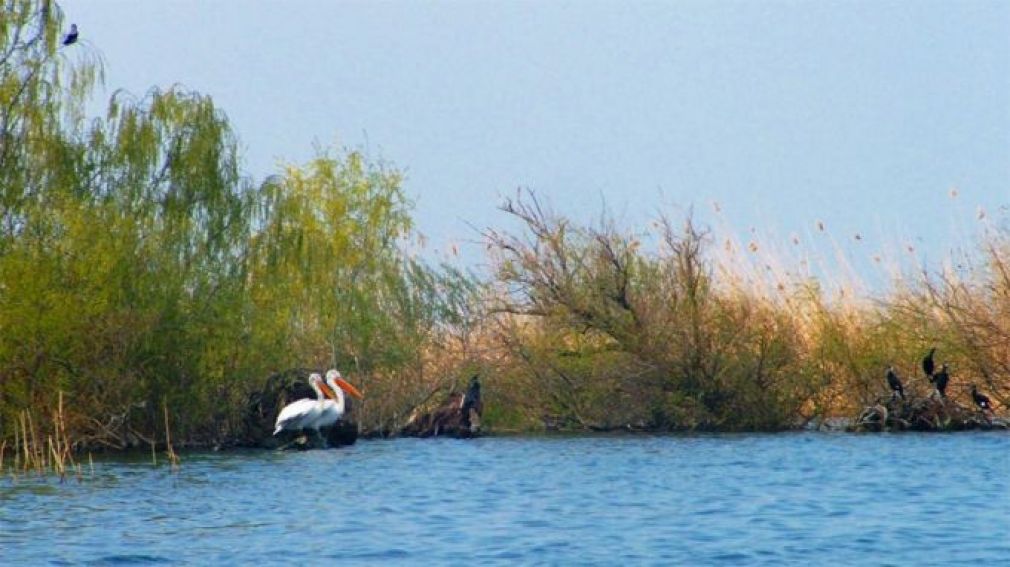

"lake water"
[2, 433, 1008, 565]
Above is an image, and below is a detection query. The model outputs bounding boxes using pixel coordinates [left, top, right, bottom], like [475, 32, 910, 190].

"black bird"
[460, 375, 482, 428]
[930, 364, 949, 398]
[886, 366, 905, 400]
[62, 23, 78, 46]
[922, 347, 936, 378]
[971, 385, 992, 411]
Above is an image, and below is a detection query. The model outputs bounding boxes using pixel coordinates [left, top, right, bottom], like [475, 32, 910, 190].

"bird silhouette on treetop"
[62, 23, 78, 46]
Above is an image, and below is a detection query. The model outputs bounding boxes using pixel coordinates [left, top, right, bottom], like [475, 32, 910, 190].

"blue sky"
[61, 1, 1009, 281]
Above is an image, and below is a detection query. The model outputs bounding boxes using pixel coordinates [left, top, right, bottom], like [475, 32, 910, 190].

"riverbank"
[5, 406, 1006, 465]
[2, 1, 1008, 456]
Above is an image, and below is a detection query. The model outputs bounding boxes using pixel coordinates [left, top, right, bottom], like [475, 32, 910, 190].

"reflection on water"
[2, 433, 1009, 564]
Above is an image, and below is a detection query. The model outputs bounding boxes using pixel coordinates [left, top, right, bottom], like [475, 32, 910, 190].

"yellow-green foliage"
[0, 2, 480, 447]
[1, 2, 1006, 448]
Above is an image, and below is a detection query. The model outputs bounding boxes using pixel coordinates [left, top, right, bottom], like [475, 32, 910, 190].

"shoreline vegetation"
[1, 3, 1007, 461]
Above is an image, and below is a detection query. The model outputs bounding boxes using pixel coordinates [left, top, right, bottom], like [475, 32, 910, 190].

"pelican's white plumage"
[316, 369, 364, 430]
[273, 373, 335, 436]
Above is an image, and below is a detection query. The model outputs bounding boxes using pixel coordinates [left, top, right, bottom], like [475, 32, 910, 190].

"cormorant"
[971, 385, 992, 411]
[930, 364, 949, 398]
[460, 375, 482, 428]
[886, 366, 904, 400]
[62, 24, 78, 46]
[922, 347, 936, 378]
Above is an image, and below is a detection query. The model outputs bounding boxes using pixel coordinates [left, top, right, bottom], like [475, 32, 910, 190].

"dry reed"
[2, 392, 95, 481]
[163, 398, 180, 472]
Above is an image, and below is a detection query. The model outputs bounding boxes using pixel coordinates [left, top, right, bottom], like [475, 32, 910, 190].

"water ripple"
[2, 433, 1008, 564]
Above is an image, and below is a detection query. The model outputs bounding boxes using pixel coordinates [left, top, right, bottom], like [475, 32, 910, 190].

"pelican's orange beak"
[335, 377, 364, 400]
[318, 380, 338, 400]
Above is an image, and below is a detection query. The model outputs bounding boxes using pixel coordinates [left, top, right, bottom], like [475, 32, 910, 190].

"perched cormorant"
[930, 364, 949, 398]
[62, 24, 78, 46]
[886, 366, 904, 400]
[922, 347, 936, 378]
[460, 375, 482, 428]
[971, 385, 992, 411]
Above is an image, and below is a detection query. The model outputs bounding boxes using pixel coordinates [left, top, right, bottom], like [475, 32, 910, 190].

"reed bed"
[0, 392, 183, 480]
[470, 190, 1009, 432]
[1, 392, 89, 482]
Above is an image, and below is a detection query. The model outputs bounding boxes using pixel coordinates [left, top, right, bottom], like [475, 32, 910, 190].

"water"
[2, 433, 1008, 565]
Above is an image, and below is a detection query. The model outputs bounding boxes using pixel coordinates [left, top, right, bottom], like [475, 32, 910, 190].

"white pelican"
[273, 373, 337, 438]
[317, 369, 364, 430]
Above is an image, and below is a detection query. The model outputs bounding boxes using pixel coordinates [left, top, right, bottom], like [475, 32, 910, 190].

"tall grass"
[477, 190, 1008, 431]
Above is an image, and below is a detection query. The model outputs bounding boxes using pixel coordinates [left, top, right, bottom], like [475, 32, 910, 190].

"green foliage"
[0, 1, 480, 446]
[247, 152, 412, 370]
[0, 1, 255, 444]
[2, 2, 1006, 448]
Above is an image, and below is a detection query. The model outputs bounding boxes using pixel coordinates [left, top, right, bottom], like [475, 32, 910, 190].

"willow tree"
[246, 152, 483, 432]
[1, 1, 102, 245]
[0, 0, 480, 446]
[0, 0, 106, 436]
[76, 86, 255, 442]
[247, 152, 410, 368]
[0, 1, 256, 446]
